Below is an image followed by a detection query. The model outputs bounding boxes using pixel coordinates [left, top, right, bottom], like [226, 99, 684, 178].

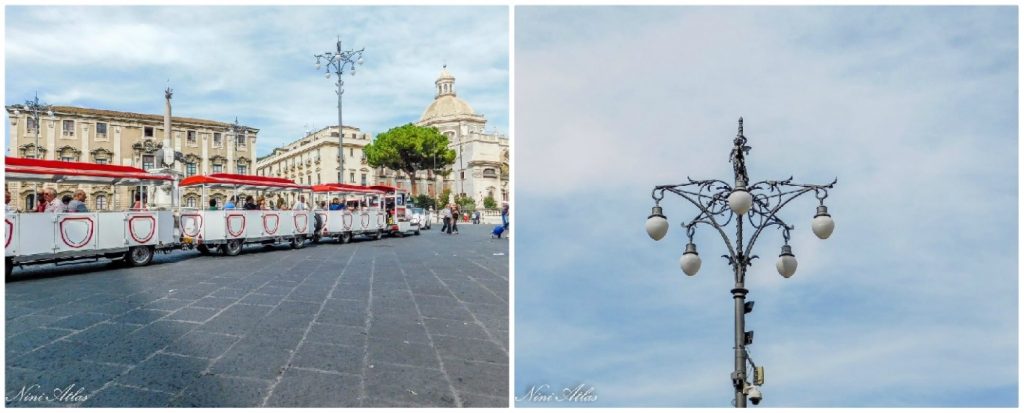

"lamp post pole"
[314, 37, 365, 184]
[645, 118, 837, 407]
[13, 93, 53, 209]
[229, 117, 245, 174]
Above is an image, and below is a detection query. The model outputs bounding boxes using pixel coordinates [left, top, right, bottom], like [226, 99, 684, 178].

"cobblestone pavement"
[5, 224, 508, 407]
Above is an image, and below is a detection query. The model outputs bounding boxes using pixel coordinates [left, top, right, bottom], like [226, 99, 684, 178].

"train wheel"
[5, 258, 13, 279]
[375, 230, 384, 240]
[291, 235, 306, 249]
[223, 239, 242, 256]
[312, 233, 321, 244]
[197, 244, 211, 255]
[127, 246, 154, 267]
[340, 232, 352, 244]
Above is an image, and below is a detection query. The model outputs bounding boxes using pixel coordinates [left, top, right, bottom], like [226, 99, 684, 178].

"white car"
[410, 207, 432, 230]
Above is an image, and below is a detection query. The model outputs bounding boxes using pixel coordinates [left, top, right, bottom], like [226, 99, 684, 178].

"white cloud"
[515, 6, 1017, 407]
[5, 6, 509, 156]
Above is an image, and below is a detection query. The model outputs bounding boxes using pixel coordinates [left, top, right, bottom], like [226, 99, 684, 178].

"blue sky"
[5, 6, 509, 158]
[515, 6, 1017, 407]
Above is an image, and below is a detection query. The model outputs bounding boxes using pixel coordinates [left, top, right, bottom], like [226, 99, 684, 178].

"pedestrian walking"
[451, 204, 460, 234]
[441, 205, 452, 234]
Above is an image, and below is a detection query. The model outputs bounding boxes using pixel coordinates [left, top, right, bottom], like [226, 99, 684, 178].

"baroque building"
[255, 125, 376, 187]
[412, 66, 509, 207]
[4, 104, 258, 211]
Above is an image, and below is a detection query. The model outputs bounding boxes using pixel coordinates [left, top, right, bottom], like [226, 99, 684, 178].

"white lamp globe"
[315, 62, 321, 70]
[645, 206, 669, 241]
[811, 205, 835, 239]
[728, 189, 753, 215]
[679, 243, 701, 276]
[776, 245, 798, 278]
[324, 72, 332, 79]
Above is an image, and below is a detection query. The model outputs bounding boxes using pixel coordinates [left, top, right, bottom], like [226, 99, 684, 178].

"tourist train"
[4, 157, 419, 278]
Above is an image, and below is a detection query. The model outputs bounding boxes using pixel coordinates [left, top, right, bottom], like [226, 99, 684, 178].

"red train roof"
[311, 183, 385, 194]
[5, 157, 174, 185]
[180, 174, 307, 190]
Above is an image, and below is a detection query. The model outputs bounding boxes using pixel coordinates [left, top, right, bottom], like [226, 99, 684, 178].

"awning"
[4, 157, 174, 185]
[311, 183, 385, 195]
[180, 173, 308, 191]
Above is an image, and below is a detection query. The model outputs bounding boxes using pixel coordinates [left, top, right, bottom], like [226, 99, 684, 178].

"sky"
[4, 6, 509, 158]
[515, 6, 1018, 408]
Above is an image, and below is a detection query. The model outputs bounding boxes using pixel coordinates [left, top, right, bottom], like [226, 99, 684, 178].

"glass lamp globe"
[811, 205, 835, 239]
[351, 69, 357, 76]
[357, 57, 364, 66]
[315, 62, 321, 70]
[679, 243, 701, 276]
[728, 189, 753, 215]
[324, 72, 332, 79]
[645, 206, 668, 241]
[776, 245, 798, 278]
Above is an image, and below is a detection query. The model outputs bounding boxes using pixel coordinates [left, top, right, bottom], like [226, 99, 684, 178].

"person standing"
[67, 189, 89, 212]
[441, 204, 452, 234]
[451, 204, 460, 235]
[502, 203, 509, 230]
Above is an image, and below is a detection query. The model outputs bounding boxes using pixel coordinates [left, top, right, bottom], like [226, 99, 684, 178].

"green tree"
[363, 123, 456, 195]
[436, 188, 452, 209]
[483, 194, 497, 209]
[455, 194, 476, 214]
[413, 194, 435, 210]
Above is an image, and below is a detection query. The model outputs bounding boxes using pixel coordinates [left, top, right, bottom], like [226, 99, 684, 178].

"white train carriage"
[4, 157, 177, 277]
[310, 183, 388, 243]
[367, 185, 420, 237]
[177, 174, 314, 256]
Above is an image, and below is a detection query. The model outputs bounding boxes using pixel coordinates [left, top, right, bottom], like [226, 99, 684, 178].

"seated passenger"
[67, 189, 89, 212]
[243, 195, 258, 210]
[209, 199, 219, 210]
[43, 189, 65, 213]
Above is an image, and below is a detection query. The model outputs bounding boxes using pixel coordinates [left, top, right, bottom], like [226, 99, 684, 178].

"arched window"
[95, 195, 107, 211]
[185, 196, 197, 208]
[483, 168, 497, 178]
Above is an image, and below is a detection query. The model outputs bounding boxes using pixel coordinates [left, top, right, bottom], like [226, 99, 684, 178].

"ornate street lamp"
[314, 37, 365, 184]
[11, 93, 53, 210]
[646, 118, 837, 407]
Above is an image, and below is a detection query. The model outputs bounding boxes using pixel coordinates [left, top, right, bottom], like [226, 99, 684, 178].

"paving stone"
[368, 336, 440, 369]
[265, 368, 361, 407]
[364, 363, 457, 407]
[170, 374, 272, 407]
[290, 342, 363, 375]
[432, 335, 507, 364]
[6, 225, 507, 407]
[164, 331, 240, 359]
[165, 307, 219, 323]
[117, 353, 208, 393]
[81, 384, 175, 407]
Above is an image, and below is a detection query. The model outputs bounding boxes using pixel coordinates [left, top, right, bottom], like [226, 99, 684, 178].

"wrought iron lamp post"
[11, 93, 53, 210]
[314, 37, 365, 184]
[229, 117, 246, 174]
[11, 92, 53, 160]
[645, 118, 837, 407]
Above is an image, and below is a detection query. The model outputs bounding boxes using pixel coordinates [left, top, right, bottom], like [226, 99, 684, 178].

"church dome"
[420, 95, 476, 121]
[419, 65, 480, 122]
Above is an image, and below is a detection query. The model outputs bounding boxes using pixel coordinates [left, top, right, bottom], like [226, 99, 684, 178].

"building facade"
[415, 67, 509, 207]
[254, 125, 376, 187]
[5, 105, 258, 211]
